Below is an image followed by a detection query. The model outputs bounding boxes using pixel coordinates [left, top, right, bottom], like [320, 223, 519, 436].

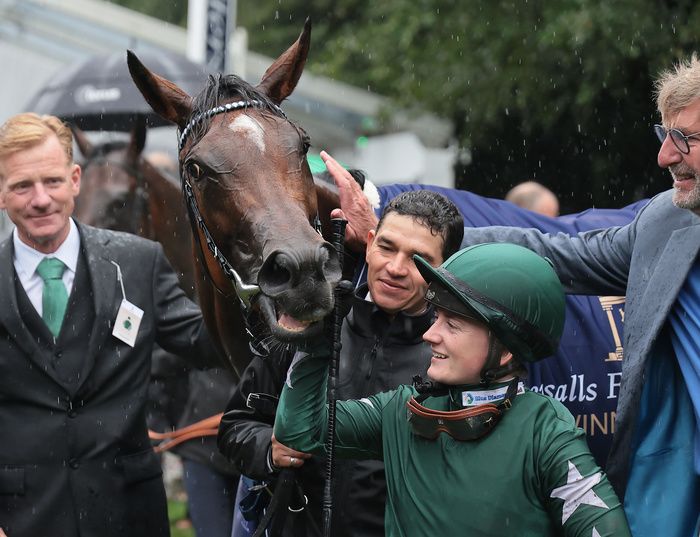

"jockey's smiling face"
[422, 308, 512, 385]
[365, 213, 444, 317]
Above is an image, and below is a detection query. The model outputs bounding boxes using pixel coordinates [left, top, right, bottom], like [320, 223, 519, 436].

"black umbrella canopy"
[26, 49, 212, 131]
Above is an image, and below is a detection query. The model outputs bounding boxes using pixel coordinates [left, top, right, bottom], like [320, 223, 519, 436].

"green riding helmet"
[414, 243, 565, 365]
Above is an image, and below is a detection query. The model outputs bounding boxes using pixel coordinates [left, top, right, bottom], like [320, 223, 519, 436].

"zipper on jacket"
[366, 335, 381, 379]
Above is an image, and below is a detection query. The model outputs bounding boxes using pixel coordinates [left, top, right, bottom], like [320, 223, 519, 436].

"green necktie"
[36, 257, 68, 338]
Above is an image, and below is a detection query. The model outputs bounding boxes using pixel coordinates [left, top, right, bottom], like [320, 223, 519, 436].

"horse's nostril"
[258, 251, 295, 296]
[259, 244, 341, 298]
[268, 262, 291, 287]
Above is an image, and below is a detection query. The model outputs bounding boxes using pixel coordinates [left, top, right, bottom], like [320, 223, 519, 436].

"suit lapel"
[634, 222, 700, 359]
[0, 237, 67, 385]
[74, 224, 118, 393]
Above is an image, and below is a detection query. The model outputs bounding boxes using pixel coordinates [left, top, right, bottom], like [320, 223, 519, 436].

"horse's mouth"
[278, 312, 312, 332]
[258, 295, 324, 341]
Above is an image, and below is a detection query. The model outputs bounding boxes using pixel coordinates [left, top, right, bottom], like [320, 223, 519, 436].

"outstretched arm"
[274, 350, 385, 460]
[152, 242, 226, 368]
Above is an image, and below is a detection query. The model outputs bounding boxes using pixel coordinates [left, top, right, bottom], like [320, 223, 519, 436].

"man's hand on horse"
[271, 433, 311, 469]
[321, 150, 378, 253]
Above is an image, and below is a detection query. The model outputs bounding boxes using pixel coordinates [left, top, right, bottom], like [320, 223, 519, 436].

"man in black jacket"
[218, 189, 464, 536]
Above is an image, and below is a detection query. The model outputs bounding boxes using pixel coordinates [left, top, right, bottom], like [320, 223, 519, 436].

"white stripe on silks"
[592, 528, 602, 537]
[285, 350, 309, 389]
[550, 461, 608, 524]
[359, 398, 374, 408]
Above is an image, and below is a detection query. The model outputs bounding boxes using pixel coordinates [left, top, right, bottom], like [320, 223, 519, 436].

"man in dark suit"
[0, 112, 223, 536]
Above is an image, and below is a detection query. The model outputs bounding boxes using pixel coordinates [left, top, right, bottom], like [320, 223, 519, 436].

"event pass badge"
[113, 299, 144, 347]
[110, 261, 144, 347]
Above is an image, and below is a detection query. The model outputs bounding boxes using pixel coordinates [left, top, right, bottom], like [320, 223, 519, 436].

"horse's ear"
[70, 124, 93, 160]
[127, 50, 193, 130]
[256, 18, 311, 105]
[126, 116, 147, 163]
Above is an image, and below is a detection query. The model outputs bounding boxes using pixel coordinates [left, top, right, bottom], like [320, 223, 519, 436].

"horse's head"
[72, 119, 150, 235]
[128, 20, 342, 343]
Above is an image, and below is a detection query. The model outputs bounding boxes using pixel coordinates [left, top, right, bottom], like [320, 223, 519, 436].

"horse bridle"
[182, 180, 261, 309]
[177, 99, 323, 317]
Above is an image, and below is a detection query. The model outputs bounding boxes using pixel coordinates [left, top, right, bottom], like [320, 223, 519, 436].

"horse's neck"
[314, 181, 338, 238]
[193, 262, 250, 378]
[142, 163, 198, 298]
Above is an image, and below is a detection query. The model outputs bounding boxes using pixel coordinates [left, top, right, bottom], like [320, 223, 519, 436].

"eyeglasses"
[654, 124, 700, 154]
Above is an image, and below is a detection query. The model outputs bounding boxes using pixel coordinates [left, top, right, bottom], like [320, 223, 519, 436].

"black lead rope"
[323, 218, 348, 537]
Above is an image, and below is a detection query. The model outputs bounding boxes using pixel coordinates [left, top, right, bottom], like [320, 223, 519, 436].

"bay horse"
[128, 20, 345, 373]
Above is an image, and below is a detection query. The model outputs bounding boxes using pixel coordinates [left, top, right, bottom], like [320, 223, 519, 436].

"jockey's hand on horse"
[321, 150, 378, 253]
[271, 433, 311, 469]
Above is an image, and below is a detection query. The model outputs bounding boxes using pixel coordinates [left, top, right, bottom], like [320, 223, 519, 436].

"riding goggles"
[406, 378, 521, 442]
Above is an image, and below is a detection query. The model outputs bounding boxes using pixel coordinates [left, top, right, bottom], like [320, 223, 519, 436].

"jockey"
[274, 243, 631, 536]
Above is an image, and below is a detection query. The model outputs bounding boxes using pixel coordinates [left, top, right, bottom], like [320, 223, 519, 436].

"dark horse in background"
[72, 119, 196, 297]
[71, 120, 206, 440]
[128, 21, 347, 374]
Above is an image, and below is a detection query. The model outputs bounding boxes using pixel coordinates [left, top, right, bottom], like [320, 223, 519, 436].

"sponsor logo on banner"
[529, 296, 625, 438]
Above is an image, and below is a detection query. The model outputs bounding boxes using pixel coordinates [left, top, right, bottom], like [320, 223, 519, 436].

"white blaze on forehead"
[228, 115, 266, 153]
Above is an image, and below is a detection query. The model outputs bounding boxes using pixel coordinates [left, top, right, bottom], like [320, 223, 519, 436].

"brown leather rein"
[148, 413, 223, 454]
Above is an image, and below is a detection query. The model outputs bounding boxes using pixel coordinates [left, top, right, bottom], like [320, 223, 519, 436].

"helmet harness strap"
[480, 332, 505, 385]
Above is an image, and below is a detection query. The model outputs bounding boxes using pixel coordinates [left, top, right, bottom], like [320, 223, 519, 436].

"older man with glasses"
[443, 56, 700, 537]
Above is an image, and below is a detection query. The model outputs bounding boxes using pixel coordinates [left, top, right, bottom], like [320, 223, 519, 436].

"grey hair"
[655, 53, 700, 122]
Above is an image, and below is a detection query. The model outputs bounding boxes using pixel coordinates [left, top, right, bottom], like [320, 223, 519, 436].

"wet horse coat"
[72, 120, 196, 297]
[129, 21, 343, 375]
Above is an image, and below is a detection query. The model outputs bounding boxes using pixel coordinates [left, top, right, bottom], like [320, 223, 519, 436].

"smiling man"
[364, 206, 445, 316]
[218, 190, 463, 537]
[0, 113, 222, 537]
[0, 126, 80, 252]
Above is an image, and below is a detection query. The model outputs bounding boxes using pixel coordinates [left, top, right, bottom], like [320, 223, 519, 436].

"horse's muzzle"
[257, 242, 341, 298]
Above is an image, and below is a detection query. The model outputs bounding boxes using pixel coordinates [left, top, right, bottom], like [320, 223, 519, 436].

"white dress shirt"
[13, 218, 81, 317]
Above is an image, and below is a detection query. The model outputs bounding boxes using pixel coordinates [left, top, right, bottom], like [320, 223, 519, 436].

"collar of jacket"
[346, 283, 434, 343]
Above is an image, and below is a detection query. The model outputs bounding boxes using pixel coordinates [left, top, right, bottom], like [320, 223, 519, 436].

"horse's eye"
[301, 136, 311, 153]
[187, 162, 203, 181]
